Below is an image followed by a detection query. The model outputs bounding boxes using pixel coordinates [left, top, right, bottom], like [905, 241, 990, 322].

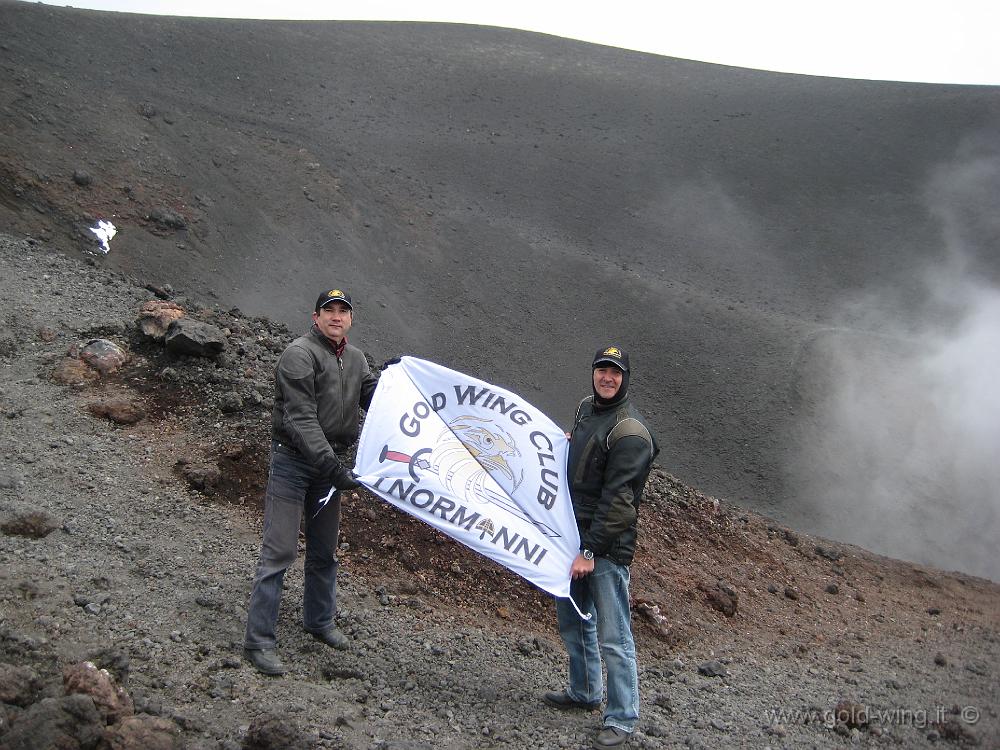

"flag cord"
[314, 485, 337, 518]
[568, 595, 593, 621]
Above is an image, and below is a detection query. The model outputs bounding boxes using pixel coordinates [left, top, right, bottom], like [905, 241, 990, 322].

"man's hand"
[330, 466, 360, 491]
[570, 553, 595, 580]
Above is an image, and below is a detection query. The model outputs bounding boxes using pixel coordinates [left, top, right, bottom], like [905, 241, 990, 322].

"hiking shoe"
[308, 626, 349, 650]
[244, 648, 286, 676]
[594, 726, 630, 747]
[543, 690, 600, 711]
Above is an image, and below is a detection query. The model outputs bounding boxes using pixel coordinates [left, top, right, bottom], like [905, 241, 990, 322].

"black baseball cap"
[592, 345, 629, 372]
[315, 288, 353, 312]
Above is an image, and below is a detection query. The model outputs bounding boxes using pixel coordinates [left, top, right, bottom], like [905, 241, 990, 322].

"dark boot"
[307, 626, 349, 650]
[594, 726, 630, 747]
[244, 648, 287, 676]
[543, 690, 600, 710]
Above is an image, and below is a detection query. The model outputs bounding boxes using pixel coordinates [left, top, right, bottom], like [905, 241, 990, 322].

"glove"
[330, 465, 360, 491]
[381, 356, 402, 370]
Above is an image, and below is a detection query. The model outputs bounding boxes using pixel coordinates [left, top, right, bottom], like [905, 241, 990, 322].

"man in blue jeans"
[545, 346, 659, 747]
[243, 288, 377, 675]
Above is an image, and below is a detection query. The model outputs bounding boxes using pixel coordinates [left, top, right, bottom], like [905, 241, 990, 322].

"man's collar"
[593, 390, 628, 410]
[309, 324, 348, 356]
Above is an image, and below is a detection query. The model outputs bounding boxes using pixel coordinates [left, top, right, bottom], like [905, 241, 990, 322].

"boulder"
[0, 662, 41, 706]
[0, 694, 103, 750]
[79, 339, 128, 375]
[87, 398, 146, 425]
[181, 463, 222, 494]
[242, 713, 311, 750]
[164, 319, 226, 358]
[148, 206, 186, 229]
[63, 661, 134, 725]
[218, 392, 243, 413]
[52, 356, 100, 385]
[815, 545, 843, 562]
[100, 714, 183, 750]
[136, 301, 185, 341]
[88, 647, 131, 687]
[1, 510, 59, 539]
[703, 581, 738, 617]
[698, 660, 728, 678]
[633, 599, 674, 641]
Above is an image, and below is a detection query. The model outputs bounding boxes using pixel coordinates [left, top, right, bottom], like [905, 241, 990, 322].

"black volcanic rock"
[164, 318, 226, 357]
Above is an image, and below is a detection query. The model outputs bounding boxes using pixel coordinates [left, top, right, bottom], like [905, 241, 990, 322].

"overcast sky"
[35, 0, 1000, 85]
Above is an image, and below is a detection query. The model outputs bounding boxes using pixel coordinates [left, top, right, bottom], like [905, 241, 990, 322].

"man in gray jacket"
[244, 288, 377, 675]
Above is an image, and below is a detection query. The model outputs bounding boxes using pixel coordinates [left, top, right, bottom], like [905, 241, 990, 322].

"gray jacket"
[270, 326, 377, 478]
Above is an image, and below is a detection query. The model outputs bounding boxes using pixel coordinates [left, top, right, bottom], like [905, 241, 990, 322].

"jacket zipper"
[338, 355, 345, 423]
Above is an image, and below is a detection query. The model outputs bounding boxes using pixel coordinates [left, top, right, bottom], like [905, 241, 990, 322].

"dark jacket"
[568, 394, 659, 566]
[270, 326, 377, 478]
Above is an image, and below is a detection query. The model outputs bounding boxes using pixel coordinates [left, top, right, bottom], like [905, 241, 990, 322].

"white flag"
[89, 219, 117, 254]
[354, 357, 580, 601]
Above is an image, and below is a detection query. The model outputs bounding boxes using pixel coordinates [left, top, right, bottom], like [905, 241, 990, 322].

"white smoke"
[786, 135, 1000, 581]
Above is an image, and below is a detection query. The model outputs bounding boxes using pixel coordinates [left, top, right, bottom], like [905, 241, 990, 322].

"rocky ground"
[0, 232, 1000, 748]
[1, 232, 998, 749]
[2, 7, 998, 748]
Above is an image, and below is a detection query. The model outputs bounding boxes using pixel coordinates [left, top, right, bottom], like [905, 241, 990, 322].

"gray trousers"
[244, 445, 341, 650]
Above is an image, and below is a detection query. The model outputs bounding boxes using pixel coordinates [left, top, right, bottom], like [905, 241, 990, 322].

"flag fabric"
[353, 357, 580, 601]
[89, 219, 116, 254]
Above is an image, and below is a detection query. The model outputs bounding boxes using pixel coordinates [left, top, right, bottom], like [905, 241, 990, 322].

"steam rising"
[787, 137, 1000, 581]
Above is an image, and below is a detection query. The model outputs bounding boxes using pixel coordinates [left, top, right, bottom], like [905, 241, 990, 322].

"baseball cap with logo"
[592, 345, 629, 372]
[315, 288, 353, 313]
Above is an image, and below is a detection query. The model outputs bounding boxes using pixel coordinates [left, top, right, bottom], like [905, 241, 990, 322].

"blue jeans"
[555, 557, 639, 733]
[244, 445, 342, 650]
